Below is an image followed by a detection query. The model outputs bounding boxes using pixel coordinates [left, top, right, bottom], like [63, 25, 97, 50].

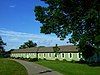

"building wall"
[11, 52, 82, 61]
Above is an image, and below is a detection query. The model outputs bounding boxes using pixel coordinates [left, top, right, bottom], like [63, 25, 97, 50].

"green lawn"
[36, 60, 100, 75]
[0, 58, 28, 75]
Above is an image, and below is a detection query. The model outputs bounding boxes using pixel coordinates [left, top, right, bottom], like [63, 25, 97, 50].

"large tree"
[34, 0, 100, 60]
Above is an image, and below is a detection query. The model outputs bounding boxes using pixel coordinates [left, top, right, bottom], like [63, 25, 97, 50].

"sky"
[0, 0, 72, 50]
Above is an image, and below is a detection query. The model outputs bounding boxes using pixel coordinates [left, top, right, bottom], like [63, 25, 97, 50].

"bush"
[38, 58, 42, 60]
[28, 58, 33, 62]
[79, 58, 86, 64]
[55, 58, 59, 61]
[33, 58, 38, 61]
[43, 58, 46, 60]
[70, 60, 76, 63]
[20, 57, 25, 60]
[62, 59, 67, 62]
[26, 58, 38, 62]
[24, 58, 29, 61]
[16, 57, 20, 59]
[10, 57, 15, 59]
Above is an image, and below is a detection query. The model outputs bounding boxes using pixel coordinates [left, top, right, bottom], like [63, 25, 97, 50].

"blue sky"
[0, 0, 72, 50]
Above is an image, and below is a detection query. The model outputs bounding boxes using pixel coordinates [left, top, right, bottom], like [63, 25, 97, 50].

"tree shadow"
[39, 70, 52, 74]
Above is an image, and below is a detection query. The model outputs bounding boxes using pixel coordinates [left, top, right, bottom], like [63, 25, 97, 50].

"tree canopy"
[53, 44, 60, 57]
[0, 36, 6, 46]
[34, 0, 100, 59]
[53, 44, 60, 53]
[0, 36, 6, 54]
[19, 40, 37, 49]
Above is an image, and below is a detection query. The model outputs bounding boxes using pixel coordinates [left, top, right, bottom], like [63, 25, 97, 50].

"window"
[55, 53, 57, 57]
[44, 53, 45, 57]
[62, 53, 64, 57]
[70, 53, 72, 58]
[49, 53, 51, 57]
[79, 53, 82, 58]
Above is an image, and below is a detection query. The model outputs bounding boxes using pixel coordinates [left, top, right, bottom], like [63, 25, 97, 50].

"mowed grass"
[36, 60, 100, 75]
[0, 58, 28, 75]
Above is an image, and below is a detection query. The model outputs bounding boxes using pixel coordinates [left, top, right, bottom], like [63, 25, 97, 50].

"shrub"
[55, 58, 59, 61]
[33, 58, 38, 61]
[20, 57, 25, 60]
[11, 57, 15, 59]
[16, 57, 20, 59]
[70, 60, 76, 63]
[38, 58, 42, 60]
[62, 59, 67, 62]
[0, 55, 3, 58]
[28, 58, 33, 62]
[79, 58, 86, 64]
[24, 58, 28, 61]
[43, 58, 46, 60]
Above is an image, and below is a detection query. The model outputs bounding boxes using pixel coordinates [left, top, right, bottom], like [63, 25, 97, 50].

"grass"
[0, 58, 28, 75]
[36, 60, 100, 75]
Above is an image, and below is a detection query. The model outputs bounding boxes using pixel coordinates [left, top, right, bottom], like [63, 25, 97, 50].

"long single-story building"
[11, 45, 82, 61]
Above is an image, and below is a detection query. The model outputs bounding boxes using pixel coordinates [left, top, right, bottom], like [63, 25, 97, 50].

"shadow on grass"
[88, 63, 100, 67]
[39, 70, 52, 74]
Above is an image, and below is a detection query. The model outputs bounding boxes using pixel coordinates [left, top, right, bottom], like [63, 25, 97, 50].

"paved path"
[13, 59, 63, 75]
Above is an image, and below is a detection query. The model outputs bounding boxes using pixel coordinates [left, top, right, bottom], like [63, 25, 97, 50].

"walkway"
[13, 59, 63, 75]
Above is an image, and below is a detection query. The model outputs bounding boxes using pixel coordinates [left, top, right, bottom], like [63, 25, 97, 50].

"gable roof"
[11, 45, 78, 53]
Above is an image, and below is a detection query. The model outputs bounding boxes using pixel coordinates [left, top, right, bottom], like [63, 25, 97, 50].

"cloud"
[9, 5, 16, 8]
[0, 28, 72, 50]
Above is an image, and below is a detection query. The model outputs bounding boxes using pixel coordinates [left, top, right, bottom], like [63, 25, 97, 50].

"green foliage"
[95, 35, 100, 50]
[53, 44, 60, 53]
[19, 40, 37, 49]
[55, 58, 59, 61]
[62, 59, 67, 62]
[82, 44, 95, 59]
[0, 54, 4, 58]
[53, 44, 60, 57]
[28, 58, 38, 62]
[43, 58, 46, 60]
[0, 36, 6, 46]
[78, 58, 86, 64]
[0, 36, 6, 56]
[70, 60, 76, 63]
[34, 0, 100, 60]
